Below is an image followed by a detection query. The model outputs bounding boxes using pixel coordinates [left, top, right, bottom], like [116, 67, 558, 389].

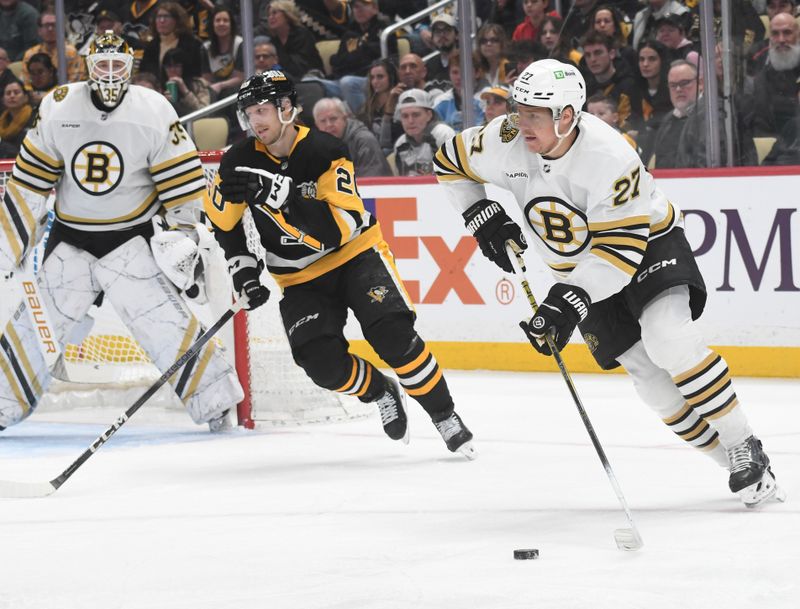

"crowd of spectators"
[1, 0, 800, 173]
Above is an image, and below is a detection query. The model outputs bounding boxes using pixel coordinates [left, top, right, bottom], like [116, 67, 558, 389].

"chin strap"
[541, 112, 579, 157]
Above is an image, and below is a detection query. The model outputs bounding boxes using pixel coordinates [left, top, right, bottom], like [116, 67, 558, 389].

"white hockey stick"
[0, 301, 244, 499]
[506, 243, 643, 551]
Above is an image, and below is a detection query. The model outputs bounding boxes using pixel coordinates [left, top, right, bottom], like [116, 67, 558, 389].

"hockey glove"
[520, 283, 591, 356]
[229, 255, 269, 311]
[462, 199, 527, 273]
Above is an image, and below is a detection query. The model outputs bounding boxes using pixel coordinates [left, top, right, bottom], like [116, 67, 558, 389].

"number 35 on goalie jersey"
[434, 113, 680, 301]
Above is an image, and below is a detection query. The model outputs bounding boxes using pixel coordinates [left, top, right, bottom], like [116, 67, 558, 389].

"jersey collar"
[255, 125, 310, 162]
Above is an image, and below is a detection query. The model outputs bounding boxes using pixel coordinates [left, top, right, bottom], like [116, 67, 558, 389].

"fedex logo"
[363, 197, 484, 305]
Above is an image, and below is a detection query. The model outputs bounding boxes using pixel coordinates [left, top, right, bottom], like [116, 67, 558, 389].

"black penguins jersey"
[204, 126, 382, 289]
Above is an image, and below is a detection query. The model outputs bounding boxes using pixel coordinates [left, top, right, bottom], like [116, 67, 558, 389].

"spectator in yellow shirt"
[21, 10, 85, 88]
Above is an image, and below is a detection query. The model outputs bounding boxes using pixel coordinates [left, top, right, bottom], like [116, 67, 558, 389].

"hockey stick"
[505, 243, 643, 551]
[0, 301, 244, 499]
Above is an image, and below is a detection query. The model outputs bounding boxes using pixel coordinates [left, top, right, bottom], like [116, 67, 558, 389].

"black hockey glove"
[462, 199, 527, 273]
[229, 255, 269, 311]
[520, 283, 591, 356]
[218, 165, 294, 211]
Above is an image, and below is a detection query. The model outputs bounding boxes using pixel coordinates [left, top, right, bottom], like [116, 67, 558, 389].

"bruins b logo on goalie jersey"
[70, 141, 124, 195]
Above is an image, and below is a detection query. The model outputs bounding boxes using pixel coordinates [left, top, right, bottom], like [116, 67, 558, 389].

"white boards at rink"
[348, 168, 799, 378]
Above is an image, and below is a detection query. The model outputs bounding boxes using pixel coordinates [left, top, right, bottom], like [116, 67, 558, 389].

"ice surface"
[1, 371, 797, 609]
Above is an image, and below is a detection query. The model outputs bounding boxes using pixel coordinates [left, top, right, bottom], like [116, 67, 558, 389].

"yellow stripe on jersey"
[7, 176, 51, 197]
[590, 246, 639, 275]
[433, 144, 461, 176]
[155, 166, 204, 193]
[274, 224, 383, 288]
[591, 235, 648, 252]
[150, 150, 199, 175]
[588, 215, 650, 232]
[203, 173, 246, 232]
[267, 208, 324, 250]
[547, 261, 577, 273]
[15, 156, 60, 183]
[453, 134, 486, 184]
[316, 158, 365, 213]
[159, 185, 206, 207]
[650, 202, 676, 238]
[55, 190, 159, 224]
[21, 138, 63, 171]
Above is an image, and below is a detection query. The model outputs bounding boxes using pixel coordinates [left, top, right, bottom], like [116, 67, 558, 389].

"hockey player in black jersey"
[204, 71, 476, 459]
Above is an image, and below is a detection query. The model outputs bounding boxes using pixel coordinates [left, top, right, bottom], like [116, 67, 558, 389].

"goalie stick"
[506, 242, 643, 552]
[0, 301, 244, 499]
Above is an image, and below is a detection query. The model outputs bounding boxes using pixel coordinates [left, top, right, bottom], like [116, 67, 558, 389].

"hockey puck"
[513, 549, 539, 560]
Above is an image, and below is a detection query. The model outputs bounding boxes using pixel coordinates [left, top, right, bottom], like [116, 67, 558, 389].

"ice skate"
[433, 412, 476, 460]
[375, 376, 409, 444]
[208, 409, 232, 432]
[727, 435, 786, 508]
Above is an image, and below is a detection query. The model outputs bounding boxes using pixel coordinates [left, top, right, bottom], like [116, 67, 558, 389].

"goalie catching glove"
[462, 199, 527, 273]
[520, 283, 591, 356]
[228, 255, 269, 310]
[218, 164, 294, 211]
[150, 216, 207, 302]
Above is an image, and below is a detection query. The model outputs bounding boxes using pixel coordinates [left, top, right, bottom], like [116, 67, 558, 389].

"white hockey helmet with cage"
[86, 31, 135, 109]
[512, 59, 586, 138]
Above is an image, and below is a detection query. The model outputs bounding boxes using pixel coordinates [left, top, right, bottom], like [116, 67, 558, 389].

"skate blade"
[614, 528, 644, 551]
[457, 441, 477, 461]
[744, 483, 786, 509]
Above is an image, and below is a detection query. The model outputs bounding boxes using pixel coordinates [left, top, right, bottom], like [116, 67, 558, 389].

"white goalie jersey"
[10, 82, 205, 233]
[434, 112, 681, 303]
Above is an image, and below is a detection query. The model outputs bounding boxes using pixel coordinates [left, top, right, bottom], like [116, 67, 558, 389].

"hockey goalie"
[0, 32, 242, 432]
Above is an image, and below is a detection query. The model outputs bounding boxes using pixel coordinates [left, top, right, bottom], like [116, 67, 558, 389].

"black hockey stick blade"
[0, 302, 243, 499]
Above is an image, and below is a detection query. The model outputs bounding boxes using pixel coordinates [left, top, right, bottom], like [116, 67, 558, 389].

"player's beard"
[768, 43, 800, 71]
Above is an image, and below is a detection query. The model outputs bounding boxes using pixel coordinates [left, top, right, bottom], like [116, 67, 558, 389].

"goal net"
[0, 153, 373, 427]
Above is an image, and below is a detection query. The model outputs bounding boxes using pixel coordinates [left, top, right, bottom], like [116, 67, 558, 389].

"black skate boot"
[374, 376, 409, 444]
[433, 412, 476, 460]
[727, 435, 786, 508]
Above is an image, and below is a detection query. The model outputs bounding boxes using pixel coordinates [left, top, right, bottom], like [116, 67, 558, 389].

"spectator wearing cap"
[313, 97, 391, 177]
[654, 13, 699, 65]
[433, 49, 485, 131]
[0, 0, 39, 62]
[79, 8, 145, 72]
[393, 88, 455, 176]
[480, 85, 512, 124]
[752, 12, 800, 136]
[631, 0, 691, 50]
[425, 12, 458, 87]
[22, 10, 85, 87]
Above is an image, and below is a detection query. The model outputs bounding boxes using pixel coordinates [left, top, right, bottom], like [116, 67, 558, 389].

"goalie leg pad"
[93, 236, 243, 424]
[1, 243, 99, 428]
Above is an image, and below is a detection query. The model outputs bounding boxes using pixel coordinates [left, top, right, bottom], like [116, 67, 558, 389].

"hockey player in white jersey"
[0, 32, 242, 432]
[434, 59, 784, 508]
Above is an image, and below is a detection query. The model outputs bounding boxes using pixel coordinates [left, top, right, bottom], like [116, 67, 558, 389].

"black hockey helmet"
[237, 70, 297, 114]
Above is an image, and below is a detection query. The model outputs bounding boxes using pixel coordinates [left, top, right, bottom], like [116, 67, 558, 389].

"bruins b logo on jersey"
[524, 196, 590, 256]
[71, 141, 124, 195]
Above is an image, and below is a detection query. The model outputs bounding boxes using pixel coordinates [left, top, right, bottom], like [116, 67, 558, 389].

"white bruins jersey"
[12, 82, 205, 231]
[434, 112, 680, 303]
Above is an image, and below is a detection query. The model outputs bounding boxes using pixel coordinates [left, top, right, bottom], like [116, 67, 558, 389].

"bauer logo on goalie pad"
[71, 141, 124, 195]
[22, 282, 57, 354]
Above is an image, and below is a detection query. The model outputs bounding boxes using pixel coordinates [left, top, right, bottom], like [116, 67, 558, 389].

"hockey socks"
[334, 354, 383, 399]
[388, 338, 454, 420]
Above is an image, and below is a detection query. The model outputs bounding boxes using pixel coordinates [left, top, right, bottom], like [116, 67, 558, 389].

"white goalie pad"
[0, 180, 50, 273]
[93, 236, 243, 424]
[0, 242, 99, 428]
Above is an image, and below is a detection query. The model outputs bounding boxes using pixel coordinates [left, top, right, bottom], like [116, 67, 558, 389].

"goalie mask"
[86, 31, 135, 109]
[236, 70, 299, 135]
